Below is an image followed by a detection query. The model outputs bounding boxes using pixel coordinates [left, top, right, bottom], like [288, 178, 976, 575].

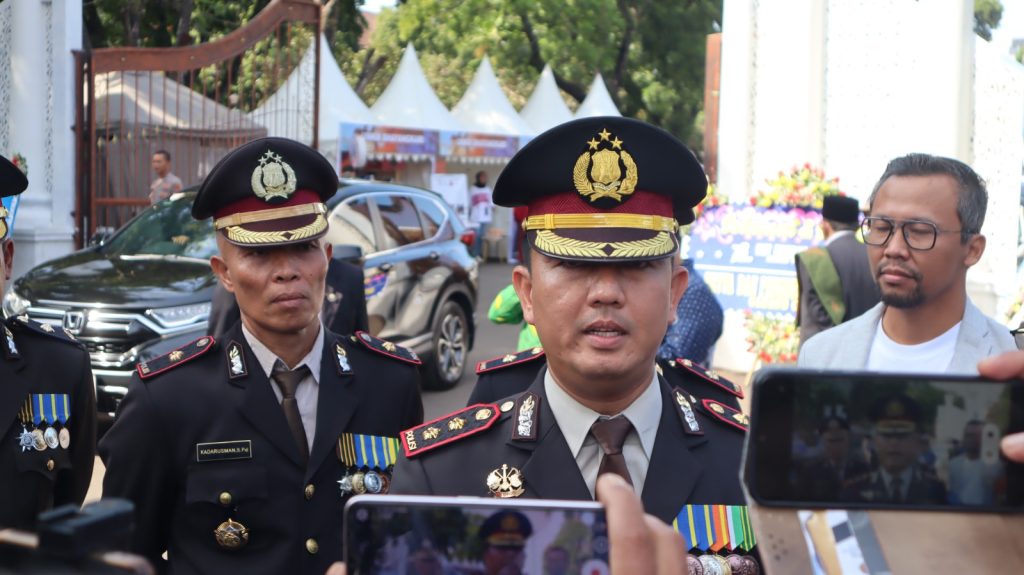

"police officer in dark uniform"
[390, 118, 751, 535]
[477, 510, 532, 575]
[99, 138, 424, 574]
[842, 394, 946, 505]
[0, 154, 96, 529]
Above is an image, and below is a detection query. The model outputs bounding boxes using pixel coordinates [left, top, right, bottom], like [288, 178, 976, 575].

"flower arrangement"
[10, 153, 27, 177]
[693, 183, 730, 221]
[751, 163, 840, 209]
[743, 310, 799, 364]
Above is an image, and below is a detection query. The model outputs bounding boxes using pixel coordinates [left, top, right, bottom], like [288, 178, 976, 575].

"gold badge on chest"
[486, 463, 525, 498]
[214, 518, 249, 550]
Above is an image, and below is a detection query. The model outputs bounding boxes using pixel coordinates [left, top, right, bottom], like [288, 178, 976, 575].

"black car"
[3, 181, 478, 423]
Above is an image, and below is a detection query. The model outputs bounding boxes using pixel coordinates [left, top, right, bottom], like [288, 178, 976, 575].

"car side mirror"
[88, 229, 113, 247]
[332, 243, 364, 265]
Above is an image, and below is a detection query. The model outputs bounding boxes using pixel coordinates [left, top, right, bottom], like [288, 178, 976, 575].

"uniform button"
[306, 538, 319, 554]
[46, 459, 55, 471]
[219, 492, 232, 506]
[304, 484, 315, 500]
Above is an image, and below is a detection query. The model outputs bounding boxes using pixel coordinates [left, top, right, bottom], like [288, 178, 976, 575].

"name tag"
[196, 440, 253, 463]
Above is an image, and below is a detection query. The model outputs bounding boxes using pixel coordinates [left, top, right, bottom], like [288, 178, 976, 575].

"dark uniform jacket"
[841, 466, 947, 505]
[207, 260, 368, 339]
[797, 456, 872, 502]
[99, 322, 423, 575]
[0, 316, 96, 529]
[796, 232, 880, 344]
[392, 367, 748, 524]
[468, 349, 744, 412]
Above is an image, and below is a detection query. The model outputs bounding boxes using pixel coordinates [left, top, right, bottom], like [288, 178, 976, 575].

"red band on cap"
[214, 189, 322, 221]
[527, 190, 672, 219]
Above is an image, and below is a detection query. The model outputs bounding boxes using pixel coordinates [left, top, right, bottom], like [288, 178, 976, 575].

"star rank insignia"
[138, 336, 216, 379]
[476, 347, 545, 374]
[700, 399, 749, 432]
[401, 404, 500, 457]
[674, 358, 743, 398]
[355, 331, 421, 365]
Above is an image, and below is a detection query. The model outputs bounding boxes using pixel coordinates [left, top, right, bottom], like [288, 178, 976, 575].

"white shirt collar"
[543, 366, 662, 459]
[241, 322, 324, 384]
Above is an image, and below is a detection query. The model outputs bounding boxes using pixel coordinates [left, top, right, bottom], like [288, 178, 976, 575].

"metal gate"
[74, 0, 322, 246]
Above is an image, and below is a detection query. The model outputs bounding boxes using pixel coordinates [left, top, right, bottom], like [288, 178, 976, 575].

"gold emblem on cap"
[573, 128, 638, 203]
[251, 150, 297, 201]
[486, 463, 525, 498]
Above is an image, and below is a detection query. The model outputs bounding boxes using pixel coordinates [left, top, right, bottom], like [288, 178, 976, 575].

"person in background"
[148, 149, 183, 203]
[947, 419, 1003, 505]
[488, 284, 540, 351]
[469, 171, 493, 258]
[795, 195, 880, 347]
[799, 154, 1015, 372]
[657, 258, 723, 367]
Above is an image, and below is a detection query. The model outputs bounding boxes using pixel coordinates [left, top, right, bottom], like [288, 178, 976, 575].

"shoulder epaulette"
[353, 331, 421, 365]
[401, 403, 500, 458]
[9, 315, 83, 346]
[699, 398, 749, 432]
[476, 347, 545, 374]
[672, 358, 743, 398]
[138, 336, 215, 379]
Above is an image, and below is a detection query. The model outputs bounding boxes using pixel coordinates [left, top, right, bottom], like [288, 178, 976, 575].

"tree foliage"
[974, 0, 1003, 42]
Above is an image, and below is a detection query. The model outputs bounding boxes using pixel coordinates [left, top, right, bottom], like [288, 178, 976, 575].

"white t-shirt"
[469, 184, 493, 226]
[866, 320, 961, 372]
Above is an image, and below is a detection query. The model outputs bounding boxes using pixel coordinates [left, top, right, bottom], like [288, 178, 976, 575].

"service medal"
[32, 429, 47, 451]
[363, 470, 382, 494]
[351, 471, 367, 495]
[18, 426, 35, 452]
[337, 474, 354, 497]
[44, 427, 59, 449]
[58, 428, 70, 449]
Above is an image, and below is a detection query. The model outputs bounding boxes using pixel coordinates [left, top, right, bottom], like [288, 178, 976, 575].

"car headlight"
[2, 289, 30, 318]
[148, 302, 211, 329]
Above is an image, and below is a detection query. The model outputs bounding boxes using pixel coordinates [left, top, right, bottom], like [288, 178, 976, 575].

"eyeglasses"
[860, 216, 971, 251]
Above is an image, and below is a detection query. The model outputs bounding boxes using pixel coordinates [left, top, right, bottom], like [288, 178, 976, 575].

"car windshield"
[101, 193, 217, 260]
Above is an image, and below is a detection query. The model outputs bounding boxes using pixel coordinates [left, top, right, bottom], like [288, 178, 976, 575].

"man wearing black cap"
[795, 194, 880, 347]
[390, 118, 750, 529]
[0, 155, 96, 529]
[99, 138, 423, 574]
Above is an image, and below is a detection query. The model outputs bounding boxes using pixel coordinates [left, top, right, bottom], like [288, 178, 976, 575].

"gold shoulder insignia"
[355, 331, 421, 365]
[673, 358, 743, 398]
[476, 347, 545, 374]
[138, 336, 216, 380]
[7, 317, 83, 347]
[401, 403, 500, 458]
[699, 398, 749, 432]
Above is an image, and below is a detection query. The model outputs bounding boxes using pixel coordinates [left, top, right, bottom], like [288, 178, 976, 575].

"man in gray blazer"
[799, 154, 1014, 373]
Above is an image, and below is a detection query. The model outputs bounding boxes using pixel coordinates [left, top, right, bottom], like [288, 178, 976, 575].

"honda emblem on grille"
[63, 311, 86, 334]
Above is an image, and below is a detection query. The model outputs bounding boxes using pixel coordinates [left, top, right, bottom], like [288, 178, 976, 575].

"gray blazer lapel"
[947, 300, 988, 374]
[845, 303, 883, 367]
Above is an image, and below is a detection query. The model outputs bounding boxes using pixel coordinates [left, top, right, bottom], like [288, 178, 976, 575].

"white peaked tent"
[370, 43, 463, 132]
[248, 35, 373, 160]
[519, 64, 573, 133]
[452, 56, 534, 136]
[575, 73, 622, 118]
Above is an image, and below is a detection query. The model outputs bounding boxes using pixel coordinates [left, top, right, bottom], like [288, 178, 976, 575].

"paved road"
[86, 262, 521, 502]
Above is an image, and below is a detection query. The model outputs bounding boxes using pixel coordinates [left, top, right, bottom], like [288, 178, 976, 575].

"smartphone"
[344, 495, 609, 575]
[745, 368, 1024, 512]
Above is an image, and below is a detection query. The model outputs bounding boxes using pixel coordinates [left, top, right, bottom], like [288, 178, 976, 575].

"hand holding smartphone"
[745, 368, 1024, 512]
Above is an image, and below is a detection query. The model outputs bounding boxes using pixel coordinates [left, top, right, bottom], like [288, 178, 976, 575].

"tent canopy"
[370, 44, 463, 132]
[248, 35, 374, 145]
[575, 73, 622, 118]
[520, 64, 573, 134]
[452, 56, 534, 136]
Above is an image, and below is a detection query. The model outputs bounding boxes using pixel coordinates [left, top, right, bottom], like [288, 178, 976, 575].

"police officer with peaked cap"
[0, 155, 97, 529]
[99, 137, 424, 574]
[389, 118, 751, 538]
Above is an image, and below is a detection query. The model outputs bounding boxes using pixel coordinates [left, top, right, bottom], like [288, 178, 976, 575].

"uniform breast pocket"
[185, 463, 268, 509]
[16, 444, 71, 482]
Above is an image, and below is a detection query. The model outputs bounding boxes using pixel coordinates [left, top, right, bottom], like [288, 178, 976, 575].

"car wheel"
[424, 300, 468, 390]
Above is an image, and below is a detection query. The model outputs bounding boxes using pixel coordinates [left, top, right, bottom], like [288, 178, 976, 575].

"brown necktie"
[590, 416, 635, 486]
[271, 360, 310, 466]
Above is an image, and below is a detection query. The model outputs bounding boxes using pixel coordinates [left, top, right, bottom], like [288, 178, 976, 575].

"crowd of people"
[3, 113, 1024, 575]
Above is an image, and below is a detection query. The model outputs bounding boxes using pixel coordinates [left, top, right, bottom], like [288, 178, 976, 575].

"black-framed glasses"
[860, 216, 970, 251]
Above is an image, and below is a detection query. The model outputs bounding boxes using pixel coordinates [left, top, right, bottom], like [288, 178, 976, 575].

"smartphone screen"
[344, 495, 609, 575]
[747, 369, 1024, 511]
